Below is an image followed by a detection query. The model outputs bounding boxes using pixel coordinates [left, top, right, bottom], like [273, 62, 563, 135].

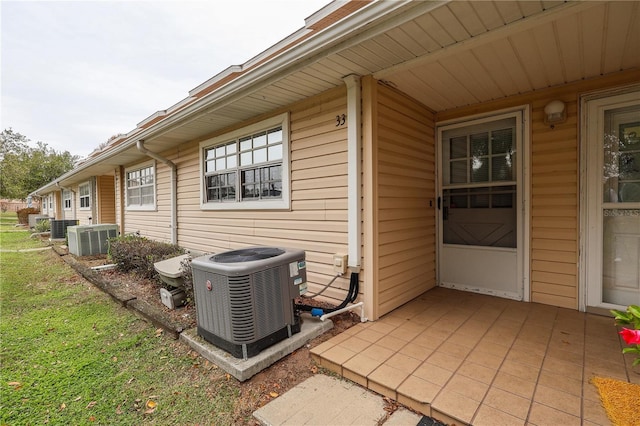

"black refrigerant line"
[295, 271, 359, 316]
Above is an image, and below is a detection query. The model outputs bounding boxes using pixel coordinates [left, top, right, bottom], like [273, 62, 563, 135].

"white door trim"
[580, 86, 640, 312]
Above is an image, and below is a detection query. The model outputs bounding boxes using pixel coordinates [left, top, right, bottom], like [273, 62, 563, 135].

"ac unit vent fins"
[50, 219, 78, 239]
[254, 267, 284, 338]
[229, 275, 254, 342]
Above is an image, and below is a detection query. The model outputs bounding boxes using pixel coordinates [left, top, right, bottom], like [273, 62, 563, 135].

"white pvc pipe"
[319, 302, 364, 322]
[91, 263, 118, 271]
[343, 75, 362, 271]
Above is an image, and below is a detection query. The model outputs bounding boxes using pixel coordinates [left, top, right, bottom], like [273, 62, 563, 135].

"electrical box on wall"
[333, 254, 348, 274]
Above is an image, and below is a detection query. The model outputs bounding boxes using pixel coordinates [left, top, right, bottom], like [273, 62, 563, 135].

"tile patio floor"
[311, 287, 638, 425]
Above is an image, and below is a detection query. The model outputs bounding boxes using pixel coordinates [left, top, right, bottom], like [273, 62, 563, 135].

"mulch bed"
[51, 246, 195, 338]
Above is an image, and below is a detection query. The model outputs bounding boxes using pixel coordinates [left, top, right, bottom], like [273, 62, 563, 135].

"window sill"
[125, 205, 157, 212]
[200, 199, 290, 211]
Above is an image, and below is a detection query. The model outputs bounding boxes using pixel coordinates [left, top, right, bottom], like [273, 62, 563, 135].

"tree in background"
[0, 128, 79, 199]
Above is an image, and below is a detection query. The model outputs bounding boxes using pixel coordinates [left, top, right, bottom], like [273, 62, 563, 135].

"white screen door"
[584, 91, 640, 310]
[438, 112, 524, 300]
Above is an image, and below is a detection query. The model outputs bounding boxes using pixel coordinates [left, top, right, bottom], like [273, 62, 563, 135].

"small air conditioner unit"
[191, 247, 306, 359]
[50, 219, 79, 240]
[28, 214, 51, 229]
[67, 224, 119, 257]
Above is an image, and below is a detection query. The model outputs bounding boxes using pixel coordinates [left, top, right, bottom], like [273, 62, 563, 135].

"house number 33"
[335, 114, 346, 127]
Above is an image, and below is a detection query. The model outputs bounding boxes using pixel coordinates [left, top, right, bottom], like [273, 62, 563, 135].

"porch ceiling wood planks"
[603, 1, 638, 74]
[370, 1, 639, 112]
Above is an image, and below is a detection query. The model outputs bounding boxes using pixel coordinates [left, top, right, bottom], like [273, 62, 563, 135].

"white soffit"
[368, 1, 640, 111]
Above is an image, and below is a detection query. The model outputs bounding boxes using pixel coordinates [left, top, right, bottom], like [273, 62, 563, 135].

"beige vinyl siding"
[123, 159, 172, 242]
[161, 87, 351, 305]
[374, 82, 436, 317]
[530, 98, 578, 309]
[437, 69, 640, 310]
[97, 175, 116, 224]
[115, 166, 124, 234]
[53, 190, 62, 219]
[75, 180, 93, 226]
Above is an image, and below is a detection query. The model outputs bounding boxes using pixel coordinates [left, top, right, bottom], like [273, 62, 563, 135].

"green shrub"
[179, 255, 196, 305]
[108, 235, 185, 281]
[16, 207, 40, 225]
[34, 218, 50, 232]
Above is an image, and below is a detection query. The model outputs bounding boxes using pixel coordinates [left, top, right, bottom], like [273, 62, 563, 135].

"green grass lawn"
[0, 229, 49, 250]
[0, 211, 47, 250]
[0, 211, 18, 223]
[0, 211, 23, 232]
[1, 243, 241, 424]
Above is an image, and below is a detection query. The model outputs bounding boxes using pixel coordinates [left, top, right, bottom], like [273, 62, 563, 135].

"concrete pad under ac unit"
[180, 315, 333, 382]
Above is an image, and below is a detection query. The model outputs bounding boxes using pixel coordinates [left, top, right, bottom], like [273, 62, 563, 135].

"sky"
[1, 0, 330, 159]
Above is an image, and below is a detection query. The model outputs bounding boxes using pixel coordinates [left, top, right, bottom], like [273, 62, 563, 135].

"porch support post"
[118, 166, 126, 237]
[90, 176, 97, 224]
[361, 75, 378, 321]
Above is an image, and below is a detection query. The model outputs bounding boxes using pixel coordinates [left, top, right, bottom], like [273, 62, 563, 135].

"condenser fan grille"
[212, 247, 285, 263]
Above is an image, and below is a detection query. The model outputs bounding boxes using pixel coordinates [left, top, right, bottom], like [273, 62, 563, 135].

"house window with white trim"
[200, 113, 290, 210]
[126, 162, 156, 210]
[63, 190, 72, 210]
[79, 182, 91, 209]
[42, 195, 49, 214]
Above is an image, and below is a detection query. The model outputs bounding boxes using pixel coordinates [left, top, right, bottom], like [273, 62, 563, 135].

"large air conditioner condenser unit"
[191, 247, 307, 359]
[50, 219, 79, 240]
[67, 224, 119, 257]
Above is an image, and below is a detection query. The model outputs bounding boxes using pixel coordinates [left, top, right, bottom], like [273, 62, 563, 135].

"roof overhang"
[33, 0, 640, 195]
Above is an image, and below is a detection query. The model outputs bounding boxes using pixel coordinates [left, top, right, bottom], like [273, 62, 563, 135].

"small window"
[200, 113, 290, 210]
[63, 190, 72, 210]
[446, 127, 515, 185]
[79, 182, 91, 209]
[125, 162, 156, 210]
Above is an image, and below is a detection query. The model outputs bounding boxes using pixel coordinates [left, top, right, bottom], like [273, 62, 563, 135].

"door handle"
[438, 197, 448, 220]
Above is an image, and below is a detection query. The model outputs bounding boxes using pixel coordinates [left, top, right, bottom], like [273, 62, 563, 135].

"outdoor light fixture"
[544, 100, 567, 128]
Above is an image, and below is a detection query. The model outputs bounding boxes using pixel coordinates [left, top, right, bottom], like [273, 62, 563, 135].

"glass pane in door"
[603, 209, 640, 305]
[443, 185, 516, 247]
[603, 106, 640, 202]
[442, 118, 516, 249]
[602, 104, 640, 305]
